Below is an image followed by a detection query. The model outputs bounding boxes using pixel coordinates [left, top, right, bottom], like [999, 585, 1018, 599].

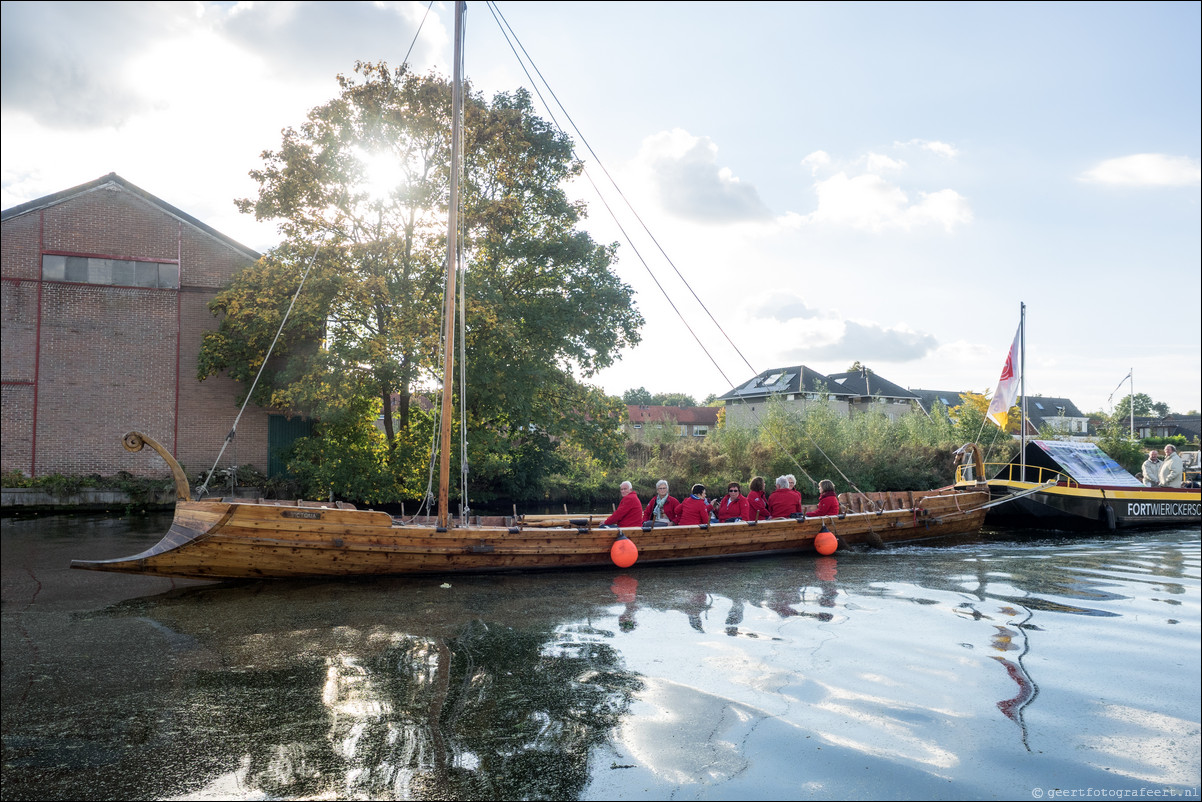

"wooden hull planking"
[70, 488, 990, 580]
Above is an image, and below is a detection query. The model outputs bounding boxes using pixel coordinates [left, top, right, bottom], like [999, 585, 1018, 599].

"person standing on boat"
[767, 476, 803, 518]
[676, 485, 712, 526]
[644, 480, 681, 526]
[747, 476, 769, 520]
[1159, 445, 1184, 488]
[1141, 450, 1162, 487]
[714, 482, 750, 522]
[805, 480, 841, 517]
[602, 481, 643, 527]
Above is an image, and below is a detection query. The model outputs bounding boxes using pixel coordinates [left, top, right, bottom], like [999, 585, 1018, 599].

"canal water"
[2, 514, 1198, 801]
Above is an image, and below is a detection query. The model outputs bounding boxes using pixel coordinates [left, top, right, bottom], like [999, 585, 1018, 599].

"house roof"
[718, 365, 843, 402]
[1134, 414, 1201, 440]
[825, 370, 919, 401]
[910, 389, 972, 414]
[1, 172, 261, 261]
[626, 405, 719, 426]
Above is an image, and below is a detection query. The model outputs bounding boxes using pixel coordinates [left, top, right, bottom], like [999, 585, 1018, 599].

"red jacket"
[746, 490, 768, 520]
[644, 494, 681, 524]
[604, 492, 643, 527]
[714, 493, 750, 522]
[805, 491, 840, 518]
[767, 488, 802, 518]
[675, 495, 711, 526]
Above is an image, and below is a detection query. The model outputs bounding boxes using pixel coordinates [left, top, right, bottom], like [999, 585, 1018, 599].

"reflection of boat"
[70, 2, 989, 581]
[956, 439, 1200, 531]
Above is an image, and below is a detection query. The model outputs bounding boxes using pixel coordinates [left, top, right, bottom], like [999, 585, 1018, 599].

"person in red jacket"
[675, 484, 711, 526]
[644, 479, 681, 526]
[602, 481, 643, 527]
[767, 475, 802, 518]
[805, 479, 840, 517]
[713, 481, 750, 522]
[746, 476, 769, 521]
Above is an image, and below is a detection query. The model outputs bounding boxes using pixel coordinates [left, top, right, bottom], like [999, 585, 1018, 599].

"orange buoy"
[815, 528, 838, 556]
[611, 535, 638, 568]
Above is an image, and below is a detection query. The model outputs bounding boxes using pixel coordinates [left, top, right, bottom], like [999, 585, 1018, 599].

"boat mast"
[1020, 301, 1026, 481]
[437, 0, 466, 530]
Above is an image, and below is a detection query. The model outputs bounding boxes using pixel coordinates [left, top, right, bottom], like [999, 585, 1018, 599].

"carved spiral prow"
[954, 442, 985, 483]
[122, 431, 191, 502]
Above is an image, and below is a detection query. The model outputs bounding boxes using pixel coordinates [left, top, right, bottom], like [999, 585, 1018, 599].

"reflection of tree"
[180, 620, 642, 800]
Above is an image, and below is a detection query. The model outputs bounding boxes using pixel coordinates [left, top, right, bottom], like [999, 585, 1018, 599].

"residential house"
[1021, 396, 1090, 437]
[719, 365, 922, 426]
[1133, 415, 1201, 442]
[626, 405, 719, 440]
[718, 365, 851, 427]
[824, 369, 920, 422]
[910, 389, 972, 417]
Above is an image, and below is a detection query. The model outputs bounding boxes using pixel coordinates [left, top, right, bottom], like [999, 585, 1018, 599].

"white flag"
[986, 326, 1020, 430]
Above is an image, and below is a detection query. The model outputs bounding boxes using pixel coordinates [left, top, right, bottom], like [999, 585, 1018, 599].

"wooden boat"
[70, 431, 990, 579]
[70, 3, 990, 581]
[954, 439, 1200, 531]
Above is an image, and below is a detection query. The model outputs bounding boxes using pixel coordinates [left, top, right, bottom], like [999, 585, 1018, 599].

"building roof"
[626, 405, 719, 426]
[1014, 395, 1087, 434]
[910, 389, 972, 414]
[825, 370, 919, 401]
[1165, 415, 1201, 440]
[1, 172, 261, 261]
[1134, 414, 1201, 441]
[718, 365, 844, 402]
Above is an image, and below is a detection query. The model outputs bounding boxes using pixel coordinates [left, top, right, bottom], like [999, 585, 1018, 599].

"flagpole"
[1020, 302, 1026, 481]
[1128, 368, 1134, 438]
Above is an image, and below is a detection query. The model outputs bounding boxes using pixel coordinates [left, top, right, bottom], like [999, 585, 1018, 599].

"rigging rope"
[197, 237, 327, 498]
[201, 8, 437, 508]
[485, 2, 888, 496]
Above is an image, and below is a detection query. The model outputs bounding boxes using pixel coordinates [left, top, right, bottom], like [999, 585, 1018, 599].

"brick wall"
[1, 179, 270, 480]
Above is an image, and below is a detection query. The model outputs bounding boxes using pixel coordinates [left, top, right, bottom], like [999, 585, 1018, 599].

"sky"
[3, 1, 1200, 416]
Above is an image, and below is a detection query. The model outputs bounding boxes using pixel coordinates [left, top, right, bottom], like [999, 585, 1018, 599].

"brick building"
[1, 173, 272, 480]
[625, 405, 719, 439]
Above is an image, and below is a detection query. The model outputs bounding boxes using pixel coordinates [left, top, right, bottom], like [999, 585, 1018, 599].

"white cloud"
[1081, 154, 1202, 187]
[638, 129, 772, 223]
[801, 151, 832, 175]
[802, 173, 971, 232]
[865, 153, 907, 172]
[895, 139, 959, 158]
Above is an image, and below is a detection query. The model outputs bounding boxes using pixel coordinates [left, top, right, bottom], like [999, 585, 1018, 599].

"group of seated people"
[602, 475, 841, 528]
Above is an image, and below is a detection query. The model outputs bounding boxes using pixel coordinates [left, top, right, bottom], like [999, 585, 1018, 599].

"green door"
[267, 415, 313, 478]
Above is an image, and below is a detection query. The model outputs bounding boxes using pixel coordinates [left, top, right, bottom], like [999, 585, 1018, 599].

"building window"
[42, 254, 179, 289]
[694, 426, 709, 437]
[678, 425, 687, 436]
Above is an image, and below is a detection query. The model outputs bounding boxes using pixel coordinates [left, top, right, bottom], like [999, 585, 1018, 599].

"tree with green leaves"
[622, 387, 653, 405]
[200, 63, 641, 502]
[651, 392, 698, 408]
[1112, 392, 1170, 420]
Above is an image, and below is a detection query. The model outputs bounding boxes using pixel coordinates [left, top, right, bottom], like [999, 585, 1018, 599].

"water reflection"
[100, 581, 644, 799]
[2, 519, 1197, 799]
